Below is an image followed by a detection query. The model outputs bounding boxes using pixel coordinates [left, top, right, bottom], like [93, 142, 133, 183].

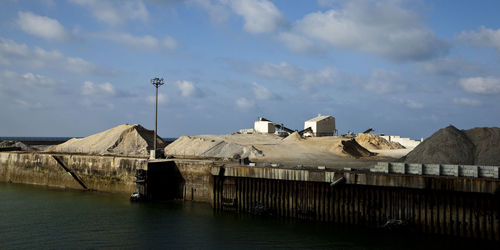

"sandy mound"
[165, 133, 380, 164]
[404, 125, 500, 165]
[464, 127, 500, 165]
[165, 136, 221, 156]
[0, 140, 34, 151]
[201, 142, 264, 160]
[341, 139, 376, 158]
[164, 136, 264, 160]
[282, 131, 303, 143]
[355, 133, 405, 150]
[47, 124, 164, 156]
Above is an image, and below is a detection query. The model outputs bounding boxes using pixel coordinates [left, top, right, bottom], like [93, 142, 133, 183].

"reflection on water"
[0, 183, 496, 249]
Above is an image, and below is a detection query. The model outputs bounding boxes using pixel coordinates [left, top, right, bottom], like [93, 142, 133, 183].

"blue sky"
[1, 0, 499, 139]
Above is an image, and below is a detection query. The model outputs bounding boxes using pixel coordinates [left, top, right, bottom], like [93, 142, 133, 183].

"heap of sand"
[165, 135, 264, 160]
[165, 132, 396, 168]
[47, 124, 164, 156]
[355, 133, 405, 150]
[404, 125, 500, 165]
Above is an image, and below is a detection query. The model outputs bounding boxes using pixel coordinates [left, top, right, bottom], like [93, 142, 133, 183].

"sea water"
[0, 183, 496, 249]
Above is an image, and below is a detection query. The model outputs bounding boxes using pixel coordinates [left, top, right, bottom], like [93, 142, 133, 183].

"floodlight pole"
[151, 77, 165, 157]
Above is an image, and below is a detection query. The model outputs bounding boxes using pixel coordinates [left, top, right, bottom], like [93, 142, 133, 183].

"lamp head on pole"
[151, 77, 165, 88]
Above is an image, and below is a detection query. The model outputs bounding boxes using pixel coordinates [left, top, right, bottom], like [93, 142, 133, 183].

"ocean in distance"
[0, 137, 178, 142]
[0, 183, 497, 249]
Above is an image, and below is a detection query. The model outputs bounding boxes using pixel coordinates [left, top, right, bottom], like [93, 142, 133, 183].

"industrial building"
[254, 120, 275, 134]
[304, 115, 336, 137]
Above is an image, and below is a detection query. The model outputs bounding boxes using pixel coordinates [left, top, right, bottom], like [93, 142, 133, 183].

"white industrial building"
[380, 135, 422, 148]
[254, 121, 275, 134]
[304, 115, 336, 137]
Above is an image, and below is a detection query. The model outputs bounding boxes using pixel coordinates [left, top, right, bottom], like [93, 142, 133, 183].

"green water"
[0, 183, 496, 249]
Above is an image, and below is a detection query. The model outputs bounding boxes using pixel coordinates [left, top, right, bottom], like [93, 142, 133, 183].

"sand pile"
[165, 136, 264, 160]
[282, 131, 304, 143]
[201, 142, 264, 160]
[165, 136, 221, 156]
[404, 125, 500, 165]
[355, 133, 405, 150]
[47, 124, 164, 156]
[165, 133, 380, 163]
[0, 140, 34, 151]
[341, 139, 376, 157]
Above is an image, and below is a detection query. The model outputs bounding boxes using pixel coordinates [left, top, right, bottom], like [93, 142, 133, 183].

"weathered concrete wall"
[0, 152, 148, 194]
[372, 162, 500, 179]
[146, 159, 215, 204]
[212, 165, 500, 194]
[208, 165, 500, 240]
[174, 159, 215, 204]
[213, 175, 500, 241]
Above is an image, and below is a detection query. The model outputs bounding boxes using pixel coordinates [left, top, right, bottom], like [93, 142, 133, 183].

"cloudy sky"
[1, 0, 499, 138]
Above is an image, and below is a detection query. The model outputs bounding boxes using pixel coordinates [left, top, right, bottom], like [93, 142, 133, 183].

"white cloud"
[284, 0, 448, 61]
[316, 0, 336, 7]
[0, 70, 58, 110]
[254, 61, 299, 81]
[70, 0, 149, 25]
[252, 62, 408, 95]
[457, 26, 500, 52]
[14, 99, 43, 109]
[458, 77, 500, 94]
[253, 61, 340, 89]
[17, 11, 70, 41]
[226, 0, 287, 34]
[98, 32, 177, 50]
[364, 69, 406, 94]
[162, 36, 178, 50]
[235, 97, 254, 109]
[418, 57, 485, 77]
[251, 82, 272, 100]
[175, 80, 203, 97]
[81, 81, 116, 96]
[0, 70, 56, 93]
[394, 98, 424, 109]
[405, 100, 424, 109]
[453, 97, 481, 106]
[146, 93, 168, 104]
[190, 0, 230, 24]
[20, 72, 56, 87]
[0, 38, 106, 75]
[278, 32, 318, 53]
[41, 0, 55, 6]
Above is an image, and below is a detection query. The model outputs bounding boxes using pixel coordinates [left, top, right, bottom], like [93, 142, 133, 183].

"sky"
[1, 0, 499, 139]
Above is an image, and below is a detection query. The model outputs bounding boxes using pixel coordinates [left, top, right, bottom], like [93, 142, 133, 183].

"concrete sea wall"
[142, 160, 500, 240]
[209, 165, 500, 241]
[2, 152, 499, 240]
[0, 152, 148, 194]
[146, 159, 214, 203]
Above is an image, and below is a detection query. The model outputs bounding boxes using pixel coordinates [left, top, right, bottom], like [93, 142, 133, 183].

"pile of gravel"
[404, 125, 500, 165]
[464, 127, 500, 165]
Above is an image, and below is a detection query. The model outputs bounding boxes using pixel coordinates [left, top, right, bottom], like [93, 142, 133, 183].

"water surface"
[0, 183, 496, 249]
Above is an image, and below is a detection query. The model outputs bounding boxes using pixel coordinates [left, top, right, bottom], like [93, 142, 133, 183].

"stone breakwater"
[0, 152, 148, 194]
